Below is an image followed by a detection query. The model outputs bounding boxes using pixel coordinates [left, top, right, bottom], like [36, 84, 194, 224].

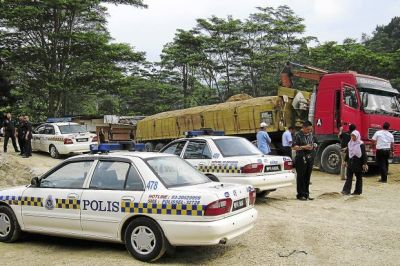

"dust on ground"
[0, 151, 400, 266]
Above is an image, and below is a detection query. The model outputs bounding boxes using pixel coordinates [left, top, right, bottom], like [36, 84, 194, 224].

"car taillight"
[204, 198, 232, 216]
[284, 160, 293, 170]
[92, 136, 98, 142]
[64, 138, 73, 144]
[242, 163, 264, 173]
[249, 190, 256, 205]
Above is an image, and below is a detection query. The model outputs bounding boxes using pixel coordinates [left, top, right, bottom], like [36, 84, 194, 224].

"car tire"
[320, 144, 341, 174]
[125, 217, 166, 262]
[49, 145, 60, 159]
[205, 174, 219, 182]
[0, 205, 21, 243]
[154, 143, 164, 151]
[144, 142, 154, 152]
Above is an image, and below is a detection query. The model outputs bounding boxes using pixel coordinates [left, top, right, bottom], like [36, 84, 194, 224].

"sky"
[105, 0, 400, 62]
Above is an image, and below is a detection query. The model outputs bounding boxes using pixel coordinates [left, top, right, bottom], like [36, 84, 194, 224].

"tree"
[0, 0, 146, 119]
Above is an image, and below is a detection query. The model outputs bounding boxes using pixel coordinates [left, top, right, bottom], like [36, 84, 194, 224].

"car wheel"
[0, 206, 21, 243]
[49, 145, 60, 159]
[320, 144, 341, 174]
[205, 174, 219, 182]
[154, 143, 164, 151]
[125, 217, 166, 262]
[144, 142, 154, 152]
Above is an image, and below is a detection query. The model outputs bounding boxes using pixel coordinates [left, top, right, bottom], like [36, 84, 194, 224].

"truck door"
[340, 84, 361, 131]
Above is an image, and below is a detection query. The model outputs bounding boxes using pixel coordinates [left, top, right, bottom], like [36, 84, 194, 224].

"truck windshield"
[146, 156, 211, 188]
[213, 138, 263, 157]
[58, 125, 87, 134]
[359, 88, 400, 116]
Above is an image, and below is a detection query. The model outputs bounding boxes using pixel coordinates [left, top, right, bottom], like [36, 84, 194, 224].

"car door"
[80, 158, 145, 239]
[21, 159, 95, 234]
[42, 124, 55, 152]
[161, 141, 187, 157]
[182, 140, 212, 173]
[32, 125, 45, 151]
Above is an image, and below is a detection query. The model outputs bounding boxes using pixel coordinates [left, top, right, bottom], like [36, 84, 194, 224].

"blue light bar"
[90, 142, 145, 153]
[185, 129, 225, 137]
[47, 117, 72, 123]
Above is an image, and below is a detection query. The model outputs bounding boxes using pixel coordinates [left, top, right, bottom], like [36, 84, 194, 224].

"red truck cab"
[312, 73, 400, 173]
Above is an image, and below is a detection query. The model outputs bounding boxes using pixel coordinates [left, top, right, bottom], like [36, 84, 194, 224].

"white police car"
[32, 122, 97, 158]
[160, 133, 295, 196]
[0, 151, 257, 262]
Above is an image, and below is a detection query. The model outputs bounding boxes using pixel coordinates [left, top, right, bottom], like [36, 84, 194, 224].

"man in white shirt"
[372, 122, 394, 183]
[282, 126, 295, 159]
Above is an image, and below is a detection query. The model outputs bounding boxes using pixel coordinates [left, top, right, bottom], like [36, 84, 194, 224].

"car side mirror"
[31, 177, 40, 187]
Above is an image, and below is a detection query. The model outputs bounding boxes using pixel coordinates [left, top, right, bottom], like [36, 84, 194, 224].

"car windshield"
[58, 124, 87, 134]
[360, 89, 400, 116]
[146, 156, 210, 188]
[213, 138, 262, 157]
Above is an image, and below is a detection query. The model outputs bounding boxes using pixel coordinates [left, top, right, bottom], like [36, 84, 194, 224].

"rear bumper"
[56, 143, 93, 154]
[159, 208, 257, 246]
[219, 172, 296, 192]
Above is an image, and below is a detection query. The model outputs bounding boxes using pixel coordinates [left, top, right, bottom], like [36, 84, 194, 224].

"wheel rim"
[327, 152, 340, 169]
[50, 146, 56, 157]
[0, 213, 11, 238]
[131, 226, 156, 255]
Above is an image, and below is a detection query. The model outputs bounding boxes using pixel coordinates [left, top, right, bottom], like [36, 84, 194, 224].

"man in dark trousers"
[22, 116, 32, 158]
[338, 124, 356, 180]
[17, 116, 26, 155]
[2, 113, 20, 153]
[292, 121, 317, 201]
[372, 122, 394, 183]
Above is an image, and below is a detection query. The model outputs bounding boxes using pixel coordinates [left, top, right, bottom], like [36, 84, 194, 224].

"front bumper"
[219, 172, 296, 192]
[159, 208, 257, 246]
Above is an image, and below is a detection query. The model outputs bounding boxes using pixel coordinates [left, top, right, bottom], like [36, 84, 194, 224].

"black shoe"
[298, 196, 307, 201]
[15, 150, 20, 153]
[307, 197, 314, 200]
[341, 191, 350, 196]
[21, 155, 28, 158]
[351, 192, 361, 195]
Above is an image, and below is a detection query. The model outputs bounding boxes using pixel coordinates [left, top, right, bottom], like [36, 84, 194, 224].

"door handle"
[68, 193, 79, 200]
[121, 196, 135, 202]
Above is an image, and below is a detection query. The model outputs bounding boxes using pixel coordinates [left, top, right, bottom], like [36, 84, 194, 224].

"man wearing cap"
[257, 122, 272, 155]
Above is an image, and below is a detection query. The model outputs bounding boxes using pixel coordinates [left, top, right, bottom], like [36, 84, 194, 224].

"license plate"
[264, 165, 281, 172]
[76, 138, 88, 142]
[232, 198, 246, 211]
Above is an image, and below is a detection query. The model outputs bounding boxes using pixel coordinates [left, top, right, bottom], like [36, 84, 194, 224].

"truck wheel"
[49, 145, 60, 159]
[155, 143, 164, 151]
[320, 144, 341, 174]
[125, 217, 166, 262]
[0, 206, 21, 243]
[205, 174, 219, 182]
[144, 142, 154, 152]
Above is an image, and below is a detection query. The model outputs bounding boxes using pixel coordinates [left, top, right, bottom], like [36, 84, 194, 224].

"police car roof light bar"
[185, 129, 225, 138]
[90, 142, 145, 154]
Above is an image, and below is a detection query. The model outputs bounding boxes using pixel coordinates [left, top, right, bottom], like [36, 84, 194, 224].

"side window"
[183, 141, 212, 159]
[36, 126, 45, 134]
[125, 166, 144, 191]
[343, 87, 359, 109]
[162, 141, 186, 156]
[90, 161, 130, 190]
[41, 161, 93, 188]
[44, 125, 55, 135]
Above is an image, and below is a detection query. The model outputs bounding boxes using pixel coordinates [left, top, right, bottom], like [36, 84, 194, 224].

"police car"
[0, 150, 257, 262]
[32, 122, 97, 158]
[160, 132, 295, 196]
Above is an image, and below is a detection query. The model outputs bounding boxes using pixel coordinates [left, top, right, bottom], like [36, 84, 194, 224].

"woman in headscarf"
[341, 130, 368, 195]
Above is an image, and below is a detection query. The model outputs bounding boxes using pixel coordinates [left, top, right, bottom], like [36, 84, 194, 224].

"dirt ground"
[0, 151, 400, 266]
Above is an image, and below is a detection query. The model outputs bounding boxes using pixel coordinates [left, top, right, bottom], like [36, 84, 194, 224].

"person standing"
[98, 128, 106, 143]
[22, 116, 32, 158]
[2, 113, 20, 153]
[17, 116, 26, 155]
[341, 130, 368, 195]
[257, 122, 272, 155]
[338, 124, 356, 180]
[282, 126, 295, 159]
[372, 122, 394, 183]
[292, 121, 316, 201]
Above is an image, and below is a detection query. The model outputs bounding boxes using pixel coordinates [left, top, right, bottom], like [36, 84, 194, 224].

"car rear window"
[146, 156, 210, 188]
[213, 138, 262, 157]
[58, 125, 87, 134]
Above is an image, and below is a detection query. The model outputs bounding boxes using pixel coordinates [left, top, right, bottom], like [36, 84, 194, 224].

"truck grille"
[368, 128, 400, 143]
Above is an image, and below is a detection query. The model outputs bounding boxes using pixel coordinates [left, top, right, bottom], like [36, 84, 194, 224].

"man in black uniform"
[292, 121, 317, 201]
[17, 116, 26, 155]
[2, 113, 20, 153]
[22, 116, 32, 158]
